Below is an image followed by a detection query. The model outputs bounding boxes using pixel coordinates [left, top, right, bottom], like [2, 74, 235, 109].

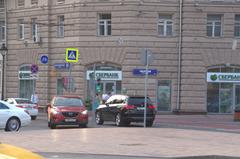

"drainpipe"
[176, 0, 183, 111]
[3, 0, 7, 99]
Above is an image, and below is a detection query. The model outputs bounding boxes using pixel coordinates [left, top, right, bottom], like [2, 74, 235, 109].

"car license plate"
[65, 118, 76, 122]
[137, 107, 145, 110]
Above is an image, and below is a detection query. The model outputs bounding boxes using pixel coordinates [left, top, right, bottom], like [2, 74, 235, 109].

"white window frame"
[32, 18, 38, 41]
[57, 15, 64, 37]
[0, 21, 5, 41]
[234, 15, 240, 37]
[18, 20, 24, 40]
[158, 15, 173, 36]
[17, 0, 24, 7]
[207, 15, 222, 37]
[98, 13, 111, 36]
[31, 0, 38, 6]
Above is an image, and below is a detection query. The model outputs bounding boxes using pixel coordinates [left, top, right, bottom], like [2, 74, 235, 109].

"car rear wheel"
[146, 120, 154, 127]
[115, 113, 124, 127]
[5, 117, 21, 132]
[31, 116, 37, 120]
[95, 112, 104, 125]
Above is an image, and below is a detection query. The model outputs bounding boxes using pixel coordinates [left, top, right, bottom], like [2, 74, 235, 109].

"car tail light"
[148, 105, 156, 109]
[123, 105, 136, 109]
[16, 105, 25, 108]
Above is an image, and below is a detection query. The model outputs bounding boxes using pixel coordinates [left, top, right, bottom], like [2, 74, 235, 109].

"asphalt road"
[1, 113, 240, 159]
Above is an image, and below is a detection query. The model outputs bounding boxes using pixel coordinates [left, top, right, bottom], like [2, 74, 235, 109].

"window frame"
[234, 15, 240, 38]
[207, 14, 223, 37]
[98, 13, 112, 36]
[31, 18, 38, 41]
[158, 14, 173, 36]
[18, 19, 25, 40]
[0, 21, 5, 41]
[57, 15, 64, 38]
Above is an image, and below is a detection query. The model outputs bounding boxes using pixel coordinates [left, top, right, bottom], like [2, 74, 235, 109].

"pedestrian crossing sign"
[66, 48, 79, 63]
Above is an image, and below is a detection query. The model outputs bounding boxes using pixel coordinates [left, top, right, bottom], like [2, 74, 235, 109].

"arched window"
[19, 65, 35, 99]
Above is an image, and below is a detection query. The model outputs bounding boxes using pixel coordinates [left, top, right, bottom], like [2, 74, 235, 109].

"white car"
[0, 100, 31, 131]
[4, 98, 38, 120]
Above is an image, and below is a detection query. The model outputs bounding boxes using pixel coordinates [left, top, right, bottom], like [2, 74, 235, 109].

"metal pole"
[144, 49, 149, 128]
[68, 63, 72, 92]
[91, 64, 96, 121]
[1, 54, 4, 100]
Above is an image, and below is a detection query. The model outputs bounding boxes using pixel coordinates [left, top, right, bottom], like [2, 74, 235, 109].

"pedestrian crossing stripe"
[66, 48, 79, 63]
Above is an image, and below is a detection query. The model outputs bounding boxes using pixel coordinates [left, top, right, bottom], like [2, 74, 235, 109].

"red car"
[47, 95, 88, 129]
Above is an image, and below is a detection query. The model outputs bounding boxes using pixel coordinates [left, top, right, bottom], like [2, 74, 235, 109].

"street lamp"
[0, 43, 7, 100]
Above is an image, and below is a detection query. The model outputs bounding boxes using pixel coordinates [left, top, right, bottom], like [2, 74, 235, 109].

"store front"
[207, 66, 240, 114]
[86, 63, 122, 98]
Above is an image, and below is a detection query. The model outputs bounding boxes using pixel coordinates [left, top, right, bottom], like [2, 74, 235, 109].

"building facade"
[1, 0, 240, 114]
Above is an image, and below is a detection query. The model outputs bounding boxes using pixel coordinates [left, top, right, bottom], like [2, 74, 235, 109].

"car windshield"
[15, 99, 33, 104]
[54, 97, 83, 107]
[128, 97, 152, 107]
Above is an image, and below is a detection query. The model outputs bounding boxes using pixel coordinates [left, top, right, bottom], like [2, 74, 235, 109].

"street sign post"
[140, 48, 154, 128]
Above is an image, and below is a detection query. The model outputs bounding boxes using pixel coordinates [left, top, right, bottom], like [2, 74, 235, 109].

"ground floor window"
[157, 80, 171, 111]
[207, 66, 240, 114]
[57, 78, 64, 95]
[19, 65, 35, 99]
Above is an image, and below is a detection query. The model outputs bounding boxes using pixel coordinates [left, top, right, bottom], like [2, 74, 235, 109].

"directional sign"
[54, 63, 71, 70]
[66, 48, 79, 63]
[132, 69, 158, 76]
[40, 55, 48, 64]
[31, 64, 39, 74]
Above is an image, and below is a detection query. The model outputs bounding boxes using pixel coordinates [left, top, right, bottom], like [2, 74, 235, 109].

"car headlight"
[51, 109, 60, 115]
[81, 110, 88, 115]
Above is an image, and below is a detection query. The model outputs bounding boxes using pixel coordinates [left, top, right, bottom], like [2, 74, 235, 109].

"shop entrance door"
[234, 84, 240, 111]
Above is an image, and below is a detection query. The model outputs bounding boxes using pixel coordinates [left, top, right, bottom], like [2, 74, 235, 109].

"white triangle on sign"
[68, 51, 76, 59]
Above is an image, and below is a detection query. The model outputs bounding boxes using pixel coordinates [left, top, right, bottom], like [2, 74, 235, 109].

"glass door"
[219, 83, 233, 113]
[234, 84, 240, 110]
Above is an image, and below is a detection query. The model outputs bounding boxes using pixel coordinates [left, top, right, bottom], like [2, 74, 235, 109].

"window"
[0, 0, 4, 8]
[17, 0, 24, 7]
[0, 21, 5, 41]
[157, 80, 171, 111]
[0, 103, 8, 109]
[98, 13, 111, 36]
[18, 19, 24, 40]
[235, 15, 240, 37]
[31, 18, 38, 42]
[207, 15, 222, 37]
[158, 15, 173, 36]
[57, 15, 64, 37]
[31, 0, 38, 6]
[57, 0, 65, 4]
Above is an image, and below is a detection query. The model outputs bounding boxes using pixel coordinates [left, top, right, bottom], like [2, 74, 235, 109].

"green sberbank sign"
[207, 72, 240, 83]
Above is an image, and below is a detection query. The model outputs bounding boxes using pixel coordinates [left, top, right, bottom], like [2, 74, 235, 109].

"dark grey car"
[95, 94, 156, 127]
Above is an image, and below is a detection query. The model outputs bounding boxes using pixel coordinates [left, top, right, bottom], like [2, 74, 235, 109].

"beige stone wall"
[4, 0, 240, 112]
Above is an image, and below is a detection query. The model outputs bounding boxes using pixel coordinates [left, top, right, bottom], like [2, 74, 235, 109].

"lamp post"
[0, 43, 7, 100]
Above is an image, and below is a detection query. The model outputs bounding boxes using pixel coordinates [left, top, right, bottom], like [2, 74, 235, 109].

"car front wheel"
[5, 117, 21, 131]
[95, 112, 104, 125]
[115, 113, 124, 127]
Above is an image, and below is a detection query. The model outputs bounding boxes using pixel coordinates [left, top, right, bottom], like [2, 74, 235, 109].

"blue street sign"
[66, 48, 79, 63]
[132, 69, 158, 76]
[40, 55, 48, 64]
[54, 63, 71, 70]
